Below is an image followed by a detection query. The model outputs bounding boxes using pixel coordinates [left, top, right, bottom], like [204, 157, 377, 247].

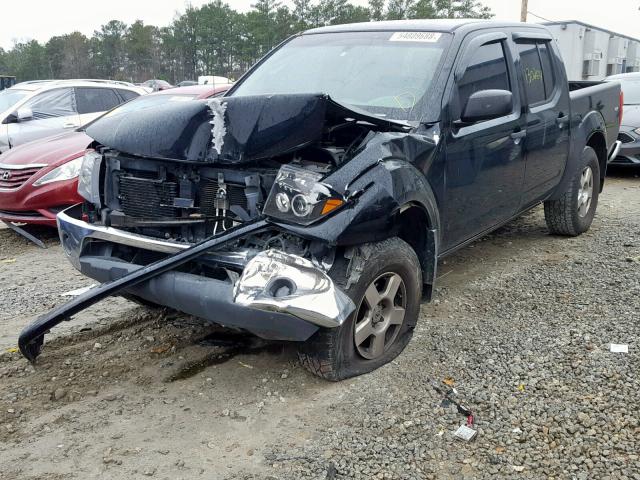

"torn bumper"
[57, 206, 354, 341]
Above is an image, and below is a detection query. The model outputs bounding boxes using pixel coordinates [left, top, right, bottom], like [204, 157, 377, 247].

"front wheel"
[297, 237, 422, 381]
[544, 146, 600, 236]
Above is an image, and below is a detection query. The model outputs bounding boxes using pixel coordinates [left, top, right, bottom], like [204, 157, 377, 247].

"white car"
[0, 79, 147, 154]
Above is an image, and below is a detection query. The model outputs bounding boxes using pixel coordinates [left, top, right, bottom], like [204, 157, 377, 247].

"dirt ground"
[0, 169, 638, 480]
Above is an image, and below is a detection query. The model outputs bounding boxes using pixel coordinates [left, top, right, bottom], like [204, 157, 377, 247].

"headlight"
[263, 164, 344, 225]
[32, 157, 83, 186]
[77, 150, 102, 206]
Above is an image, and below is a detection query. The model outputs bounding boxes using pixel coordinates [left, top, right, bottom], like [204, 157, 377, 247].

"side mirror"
[16, 107, 34, 122]
[461, 89, 512, 123]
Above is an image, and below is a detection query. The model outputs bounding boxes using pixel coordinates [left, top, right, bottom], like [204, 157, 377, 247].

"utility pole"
[520, 0, 528, 22]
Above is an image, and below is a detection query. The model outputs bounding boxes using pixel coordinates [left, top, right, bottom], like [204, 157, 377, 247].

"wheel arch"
[585, 130, 607, 191]
[393, 201, 439, 300]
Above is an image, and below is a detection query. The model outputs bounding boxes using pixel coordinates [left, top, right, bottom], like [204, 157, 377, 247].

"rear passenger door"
[442, 33, 526, 250]
[514, 35, 570, 205]
[75, 87, 123, 125]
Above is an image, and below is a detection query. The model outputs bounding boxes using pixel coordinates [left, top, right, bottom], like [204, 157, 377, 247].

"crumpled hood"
[85, 93, 409, 163]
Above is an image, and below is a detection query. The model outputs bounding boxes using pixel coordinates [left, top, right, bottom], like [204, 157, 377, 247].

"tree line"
[0, 0, 492, 84]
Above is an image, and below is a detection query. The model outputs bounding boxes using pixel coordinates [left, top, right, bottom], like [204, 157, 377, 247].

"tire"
[297, 237, 422, 381]
[544, 146, 600, 236]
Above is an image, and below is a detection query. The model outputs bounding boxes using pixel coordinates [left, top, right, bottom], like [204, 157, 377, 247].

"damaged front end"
[20, 93, 440, 362]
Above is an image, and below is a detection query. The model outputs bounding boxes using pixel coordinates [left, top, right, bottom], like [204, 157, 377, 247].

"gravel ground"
[0, 171, 638, 480]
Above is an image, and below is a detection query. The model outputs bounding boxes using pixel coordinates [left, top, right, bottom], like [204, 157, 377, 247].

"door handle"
[63, 122, 78, 129]
[556, 114, 569, 127]
[510, 130, 527, 141]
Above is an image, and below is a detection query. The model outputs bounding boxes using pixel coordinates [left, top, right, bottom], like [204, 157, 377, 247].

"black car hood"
[85, 93, 410, 163]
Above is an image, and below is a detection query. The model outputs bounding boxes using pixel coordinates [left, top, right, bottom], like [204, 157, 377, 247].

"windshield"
[0, 89, 29, 113]
[82, 93, 197, 129]
[617, 78, 640, 105]
[232, 31, 451, 122]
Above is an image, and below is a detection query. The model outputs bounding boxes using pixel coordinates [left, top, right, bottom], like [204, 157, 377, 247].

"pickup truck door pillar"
[442, 33, 526, 251]
[513, 34, 571, 205]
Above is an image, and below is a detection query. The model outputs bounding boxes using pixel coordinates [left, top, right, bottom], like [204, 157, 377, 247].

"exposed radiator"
[117, 173, 177, 218]
[116, 172, 248, 219]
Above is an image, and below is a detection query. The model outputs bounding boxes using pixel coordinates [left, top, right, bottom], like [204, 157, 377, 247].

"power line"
[527, 10, 555, 22]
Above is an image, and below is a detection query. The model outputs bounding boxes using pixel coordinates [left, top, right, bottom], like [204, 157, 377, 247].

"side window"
[117, 89, 140, 102]
[537, 42, 556, 98]
[517, 41, 556, 105]
[517, 43, 545, 104]
[75, 88, 122, 114]
[23, 88, 76, 120]
[458, 41, 511, 114]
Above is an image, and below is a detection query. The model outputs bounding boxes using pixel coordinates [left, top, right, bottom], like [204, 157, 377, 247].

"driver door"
[7, 87, 79, 148]
[442, 33, 527, 251]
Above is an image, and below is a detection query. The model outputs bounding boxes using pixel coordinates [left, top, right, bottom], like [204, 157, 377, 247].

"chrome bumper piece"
[234, 250, 354, 328]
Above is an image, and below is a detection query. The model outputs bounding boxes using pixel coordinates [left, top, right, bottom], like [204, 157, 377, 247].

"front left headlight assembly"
[77, 150, 103, 207]
[263, 164, 345, 225]
[32, 156, 83, 186]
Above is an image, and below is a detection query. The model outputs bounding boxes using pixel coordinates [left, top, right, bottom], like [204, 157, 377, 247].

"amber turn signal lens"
[321, 198, 344, 215]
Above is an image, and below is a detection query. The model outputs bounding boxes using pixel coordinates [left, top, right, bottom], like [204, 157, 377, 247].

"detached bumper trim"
[608, 140, 622, 163]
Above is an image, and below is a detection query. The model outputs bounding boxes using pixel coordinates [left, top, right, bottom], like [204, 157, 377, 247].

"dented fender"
[272, 131, 442, 288]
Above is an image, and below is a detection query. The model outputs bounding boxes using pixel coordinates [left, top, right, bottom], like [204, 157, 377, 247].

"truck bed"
[568, 80, 621, 150]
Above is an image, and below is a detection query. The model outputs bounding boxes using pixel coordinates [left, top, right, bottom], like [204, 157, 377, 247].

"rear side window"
[75, 88, 122, 114]
[117, 89, 140, 102]
[517, 41, 556, 105]
[24, 88, 76, 119]
[458, 41, 510, 113]
[538, 43, 556, 96]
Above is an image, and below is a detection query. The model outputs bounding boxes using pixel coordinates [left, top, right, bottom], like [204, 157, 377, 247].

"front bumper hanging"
[19, 209, 355, 362]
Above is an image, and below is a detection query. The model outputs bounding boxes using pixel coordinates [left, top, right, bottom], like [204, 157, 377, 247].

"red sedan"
[0, 84, 230, 227]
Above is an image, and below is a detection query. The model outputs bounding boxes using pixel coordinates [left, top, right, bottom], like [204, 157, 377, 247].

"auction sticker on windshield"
[389, 32, 442, 43]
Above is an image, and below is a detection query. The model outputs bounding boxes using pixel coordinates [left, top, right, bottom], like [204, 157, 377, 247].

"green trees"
[0, 0, 492, 83]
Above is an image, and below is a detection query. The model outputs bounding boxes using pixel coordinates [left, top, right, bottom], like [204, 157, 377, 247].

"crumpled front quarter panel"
[275, 131, 441, 246]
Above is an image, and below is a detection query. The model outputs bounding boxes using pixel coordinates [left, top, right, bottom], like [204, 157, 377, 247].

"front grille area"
[0, 167, 42, 190]
[618, 132, 635, 144]
[117, 173, 177, 218]
[116, 170, 248, 219]
[199, 177, 247, 217]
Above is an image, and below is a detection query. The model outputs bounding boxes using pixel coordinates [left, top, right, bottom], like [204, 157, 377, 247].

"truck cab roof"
[304, 19, 550, 35]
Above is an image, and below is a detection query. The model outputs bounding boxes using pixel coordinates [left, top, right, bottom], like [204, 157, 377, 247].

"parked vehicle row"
[0, 84, 231, 227]
[0, 79, 147, 154]
[606, 72, 640, 166]
[18, 20, 621, 382]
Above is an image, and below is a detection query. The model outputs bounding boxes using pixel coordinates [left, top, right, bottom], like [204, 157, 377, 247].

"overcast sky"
[2, 0, 640, 50]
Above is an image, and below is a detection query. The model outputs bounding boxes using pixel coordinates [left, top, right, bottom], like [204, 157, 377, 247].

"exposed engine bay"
[81, 93, 412, 264]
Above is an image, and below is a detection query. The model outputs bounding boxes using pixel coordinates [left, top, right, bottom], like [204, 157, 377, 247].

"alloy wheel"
[577, 166, 594, 218]
[353, 272, 407, 360]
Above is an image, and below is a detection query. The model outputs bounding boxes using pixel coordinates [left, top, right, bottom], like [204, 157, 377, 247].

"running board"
[18, 219, 268, 362]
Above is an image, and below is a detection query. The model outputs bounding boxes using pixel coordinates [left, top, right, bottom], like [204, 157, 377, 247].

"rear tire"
[297, 237, 422, 381]
[544, 146, 600, 236]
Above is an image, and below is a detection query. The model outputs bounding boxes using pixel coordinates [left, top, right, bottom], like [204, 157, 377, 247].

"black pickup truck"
[21, 20, 622, 380]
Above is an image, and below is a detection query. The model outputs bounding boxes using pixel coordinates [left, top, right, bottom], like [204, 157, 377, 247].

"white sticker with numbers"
[389, 31, 442, 43]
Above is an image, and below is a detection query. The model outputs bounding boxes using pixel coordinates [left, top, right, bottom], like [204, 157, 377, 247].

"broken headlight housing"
[77, 150, 102, 207]
[32, 156, 83, 186]
[263, 165, 344, 225]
